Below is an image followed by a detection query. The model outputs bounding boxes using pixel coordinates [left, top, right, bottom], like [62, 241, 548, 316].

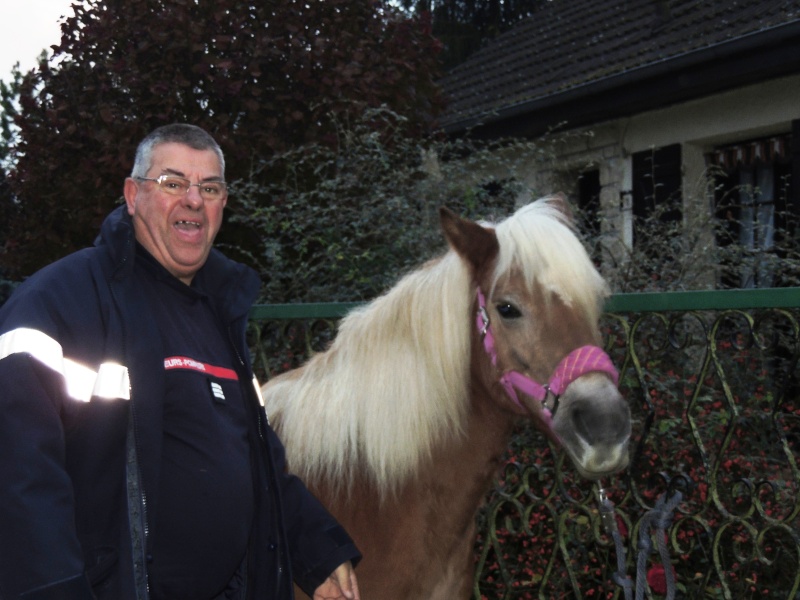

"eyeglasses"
[135, 175, 227, 201]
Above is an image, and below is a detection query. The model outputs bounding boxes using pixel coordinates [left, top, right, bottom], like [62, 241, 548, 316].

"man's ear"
[123, 178, 138, 215]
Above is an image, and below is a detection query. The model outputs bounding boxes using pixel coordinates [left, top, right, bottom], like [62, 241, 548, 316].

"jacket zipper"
[126, 406, 151, 600]
[228, 326, 285, 597]
[111, 264, 151, 600]
[229, 328, 256, 598]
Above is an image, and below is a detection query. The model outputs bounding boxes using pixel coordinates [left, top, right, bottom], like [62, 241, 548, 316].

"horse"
[261, 196, 631, 599]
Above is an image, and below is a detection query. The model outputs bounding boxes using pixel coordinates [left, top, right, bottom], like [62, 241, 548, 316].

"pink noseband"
[476, 288, 619, 417]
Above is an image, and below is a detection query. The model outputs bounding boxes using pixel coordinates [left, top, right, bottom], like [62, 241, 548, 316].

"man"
[0, 124, 361, 600]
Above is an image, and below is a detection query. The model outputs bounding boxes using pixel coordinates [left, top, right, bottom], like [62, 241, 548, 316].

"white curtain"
[738, 165, 775, 288]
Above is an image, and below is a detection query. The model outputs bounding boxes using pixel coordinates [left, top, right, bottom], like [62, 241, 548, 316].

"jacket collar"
[95, 206, 261, 323]
[95, 205, 137, 280]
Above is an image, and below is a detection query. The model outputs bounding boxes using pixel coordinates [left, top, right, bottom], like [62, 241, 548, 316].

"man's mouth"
[175, 220, 201, 229]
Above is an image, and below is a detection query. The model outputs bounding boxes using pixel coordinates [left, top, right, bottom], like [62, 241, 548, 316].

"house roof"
[438, 0, 800, 136]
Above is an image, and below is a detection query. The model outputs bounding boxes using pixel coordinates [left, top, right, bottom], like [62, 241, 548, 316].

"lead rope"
[597, 486, 633, 600]
[597, 484, 683, 600]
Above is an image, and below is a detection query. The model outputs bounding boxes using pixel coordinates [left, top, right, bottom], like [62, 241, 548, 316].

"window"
[631, 144, 683, 248]
[628, 145, 683, 287]
[710, 133, 794, 288]
[577, 169, 602, 265]
[577, 169, 601, 238]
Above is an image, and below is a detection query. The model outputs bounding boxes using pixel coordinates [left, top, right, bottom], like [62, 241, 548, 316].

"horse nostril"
[572, 405, 595, 444]
[569, 398, 630, 446]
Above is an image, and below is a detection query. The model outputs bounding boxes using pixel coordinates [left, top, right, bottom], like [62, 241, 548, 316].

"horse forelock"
[491, 198, 608, 323]
[265, 250, 473, 497]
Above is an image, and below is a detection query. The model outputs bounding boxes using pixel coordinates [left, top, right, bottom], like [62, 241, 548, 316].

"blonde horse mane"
[263, 197, 608, 495]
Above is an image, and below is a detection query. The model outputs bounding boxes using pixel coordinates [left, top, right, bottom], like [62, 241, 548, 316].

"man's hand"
[312, 561, 360, 600]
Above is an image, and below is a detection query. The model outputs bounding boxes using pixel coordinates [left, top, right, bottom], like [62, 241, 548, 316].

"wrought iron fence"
[248, 289, 800, 599]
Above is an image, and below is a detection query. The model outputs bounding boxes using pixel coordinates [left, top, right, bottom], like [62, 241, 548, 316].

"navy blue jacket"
[0, 206, 360, 600]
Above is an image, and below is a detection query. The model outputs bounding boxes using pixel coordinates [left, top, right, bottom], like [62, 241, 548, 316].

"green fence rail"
[248, 288, 800, 599]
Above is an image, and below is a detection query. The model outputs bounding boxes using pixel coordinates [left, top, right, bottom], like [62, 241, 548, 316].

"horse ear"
[548, 192, 575, 222]
[439, 207, 499, 273]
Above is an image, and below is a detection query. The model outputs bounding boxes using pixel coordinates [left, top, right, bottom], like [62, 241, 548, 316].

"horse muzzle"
[552, 373, 631, 479]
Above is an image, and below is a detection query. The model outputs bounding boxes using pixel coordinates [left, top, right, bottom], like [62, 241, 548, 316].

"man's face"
[123, 142, 227, 285]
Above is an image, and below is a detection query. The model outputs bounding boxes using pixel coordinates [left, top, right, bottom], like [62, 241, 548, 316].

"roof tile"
[439, 0, 800, 129]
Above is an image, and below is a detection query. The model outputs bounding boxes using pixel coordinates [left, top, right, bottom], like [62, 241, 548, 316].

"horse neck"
[460, 346, 521, 482]
[411, 349, 519, 518]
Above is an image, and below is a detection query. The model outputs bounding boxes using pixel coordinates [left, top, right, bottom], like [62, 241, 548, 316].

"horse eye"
[496, 303, 522, 319]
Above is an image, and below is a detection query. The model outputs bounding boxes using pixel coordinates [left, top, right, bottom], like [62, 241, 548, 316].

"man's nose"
[183, 185, 204, 208]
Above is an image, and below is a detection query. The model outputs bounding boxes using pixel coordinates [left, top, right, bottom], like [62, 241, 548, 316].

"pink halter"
[476, 288, 619, 418]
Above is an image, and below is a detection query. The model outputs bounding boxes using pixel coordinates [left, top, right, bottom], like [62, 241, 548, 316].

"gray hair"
[130, 124, 225, 178]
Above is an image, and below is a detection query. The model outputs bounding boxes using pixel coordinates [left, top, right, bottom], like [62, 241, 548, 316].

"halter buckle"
[542, 384, 562, 417]
[478, 306, 490, 337]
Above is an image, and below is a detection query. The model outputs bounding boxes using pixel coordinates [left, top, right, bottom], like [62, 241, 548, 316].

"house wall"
[514, 73, 800, 288]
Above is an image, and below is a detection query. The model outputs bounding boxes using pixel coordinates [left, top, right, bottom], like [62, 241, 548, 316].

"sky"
[1, 0, 74, 79]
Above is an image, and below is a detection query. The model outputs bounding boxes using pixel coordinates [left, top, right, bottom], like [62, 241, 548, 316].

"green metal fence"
[248, 289, 800, 599]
